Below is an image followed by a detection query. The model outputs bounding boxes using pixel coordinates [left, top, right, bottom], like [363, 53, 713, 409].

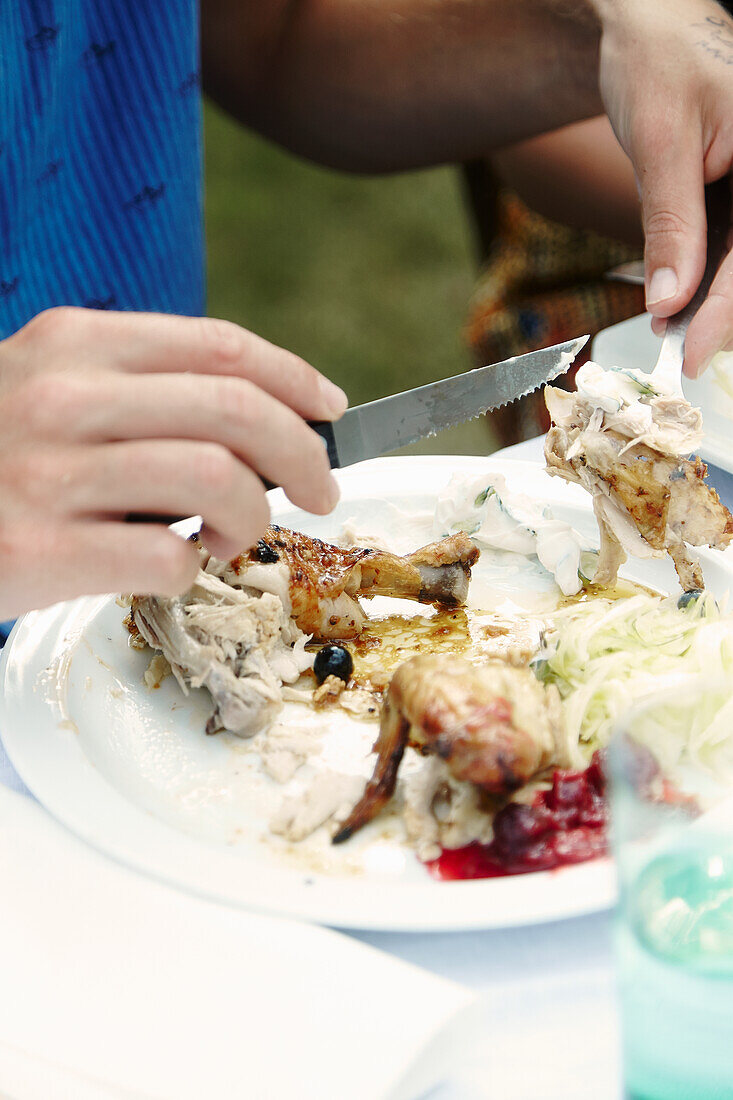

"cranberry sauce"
[426, 751, 610, 880]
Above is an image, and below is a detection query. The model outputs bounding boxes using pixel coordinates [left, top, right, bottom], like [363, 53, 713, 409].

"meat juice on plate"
[617, 842, 733, 1100]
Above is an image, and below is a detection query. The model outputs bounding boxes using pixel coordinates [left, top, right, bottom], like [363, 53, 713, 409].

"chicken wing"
[209, 526, 480, 639]
[333, 654, 568, 843]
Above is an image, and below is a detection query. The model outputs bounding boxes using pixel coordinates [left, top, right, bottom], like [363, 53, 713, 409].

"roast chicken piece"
[130, 527, 480, 738]
[545, 383, 733, 590]
[333, 654, 569, 843]
[209, 525, 480, 640]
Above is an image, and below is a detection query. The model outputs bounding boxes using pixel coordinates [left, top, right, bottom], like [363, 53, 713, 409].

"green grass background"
[204, 101, 496, 456]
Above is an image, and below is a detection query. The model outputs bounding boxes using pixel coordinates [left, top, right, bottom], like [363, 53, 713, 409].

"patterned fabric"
[466, 189, 645, 445]
[0, 1, 204, 339]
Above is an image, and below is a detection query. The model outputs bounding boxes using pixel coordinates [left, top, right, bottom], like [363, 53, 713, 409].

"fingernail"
[326, 473, 340, 511]
[691, 354, 713, 380]
[647, 267, 679, 308]
[319, 377, 348, 419]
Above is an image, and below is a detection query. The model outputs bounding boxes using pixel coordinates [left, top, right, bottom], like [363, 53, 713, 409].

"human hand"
[0, 308, 346, 617]
[594, 0, 733, 377]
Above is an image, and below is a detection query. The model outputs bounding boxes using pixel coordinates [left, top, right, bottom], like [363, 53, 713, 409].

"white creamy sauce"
[340, 502, 434, 557]
[433, 472, 586, 596]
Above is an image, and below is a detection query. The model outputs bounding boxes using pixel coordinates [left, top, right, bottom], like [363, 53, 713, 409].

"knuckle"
[196, 443, 239, 499]
[282, 353, 323, 405]
[644, 207, 693, 241]
[4, 450, 57, 507]
[24, 305, 88, 344]
[10, 372, 86, 437]
[219, 377, 259, 431]
[284, 350, 317, 388]
[201, 318, 244, 372]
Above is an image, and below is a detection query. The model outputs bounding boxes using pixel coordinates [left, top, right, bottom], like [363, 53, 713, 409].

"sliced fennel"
[537, 593, 733, 775]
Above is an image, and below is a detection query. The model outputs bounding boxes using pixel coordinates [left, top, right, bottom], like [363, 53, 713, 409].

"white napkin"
[0, 786, 477, 1100]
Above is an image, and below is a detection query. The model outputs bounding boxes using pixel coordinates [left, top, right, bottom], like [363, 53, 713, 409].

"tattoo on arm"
[692, 13, 733, 65]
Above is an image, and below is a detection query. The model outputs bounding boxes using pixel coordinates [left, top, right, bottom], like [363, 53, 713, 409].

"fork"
[649, 178, 731, 397]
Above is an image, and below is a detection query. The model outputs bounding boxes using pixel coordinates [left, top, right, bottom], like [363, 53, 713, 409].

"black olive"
[313, 644, 353, 685]
[678, 588, 704, 610]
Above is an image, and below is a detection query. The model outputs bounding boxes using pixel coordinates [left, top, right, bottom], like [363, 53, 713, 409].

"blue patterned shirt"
[0, 1, 204, 337]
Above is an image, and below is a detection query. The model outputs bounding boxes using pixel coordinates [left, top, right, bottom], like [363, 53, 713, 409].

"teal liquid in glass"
[618, 846, 733, 1100]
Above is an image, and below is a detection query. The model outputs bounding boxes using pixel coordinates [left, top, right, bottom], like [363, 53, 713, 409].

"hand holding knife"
[131, 333, 588, 524]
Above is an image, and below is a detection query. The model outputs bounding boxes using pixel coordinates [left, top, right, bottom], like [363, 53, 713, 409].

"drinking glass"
[610, 680, 733, 1100]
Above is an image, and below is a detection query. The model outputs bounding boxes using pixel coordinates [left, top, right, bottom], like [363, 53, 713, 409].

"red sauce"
[426, 752, 609, 880]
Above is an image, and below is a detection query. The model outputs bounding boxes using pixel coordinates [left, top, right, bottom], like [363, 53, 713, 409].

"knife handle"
[126, 420, 340, 526]
[257, 420, 339, 492]
[309, 420, 339, 470]
[257, 421, 338, 493]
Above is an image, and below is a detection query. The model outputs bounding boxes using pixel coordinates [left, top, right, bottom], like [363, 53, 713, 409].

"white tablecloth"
[10, 434, 727, 1099]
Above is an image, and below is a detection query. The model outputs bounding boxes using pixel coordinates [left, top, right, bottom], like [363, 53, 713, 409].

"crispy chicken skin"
[211, 525, 480, 640]
[545, 385, 733, 590]
[333, 654, 567, 843]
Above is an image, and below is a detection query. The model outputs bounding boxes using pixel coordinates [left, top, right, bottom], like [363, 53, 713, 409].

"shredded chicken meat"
[333, 654, 570, 843]
[544, 370, 733, 590]
[131, 571, 312, 738]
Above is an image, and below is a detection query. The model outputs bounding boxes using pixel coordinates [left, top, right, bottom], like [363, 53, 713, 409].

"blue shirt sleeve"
[0, 1, 205, 339]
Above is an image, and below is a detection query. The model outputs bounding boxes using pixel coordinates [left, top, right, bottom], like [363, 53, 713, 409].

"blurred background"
[204, 103, 645, 456]
[204, 101, 496, 456]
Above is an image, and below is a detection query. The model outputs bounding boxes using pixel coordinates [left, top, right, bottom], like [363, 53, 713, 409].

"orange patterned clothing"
[465, 190, 644, 444]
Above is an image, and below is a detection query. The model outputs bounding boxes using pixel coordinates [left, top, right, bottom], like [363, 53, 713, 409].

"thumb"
[639, 130, 707, 319]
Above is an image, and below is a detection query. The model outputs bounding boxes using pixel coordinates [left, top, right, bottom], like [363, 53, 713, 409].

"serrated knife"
[310, 334, 588, 469]
[129, 334, 587, 524]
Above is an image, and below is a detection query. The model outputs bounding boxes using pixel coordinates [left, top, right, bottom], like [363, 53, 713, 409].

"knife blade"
[128, 334, 587, 525]
[605, 260, 645, 286]
[312, 334, 588, 469]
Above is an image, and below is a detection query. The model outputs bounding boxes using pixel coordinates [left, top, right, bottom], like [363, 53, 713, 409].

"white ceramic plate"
[592, 314, 733, 475]
[3, 456, 732, 932]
